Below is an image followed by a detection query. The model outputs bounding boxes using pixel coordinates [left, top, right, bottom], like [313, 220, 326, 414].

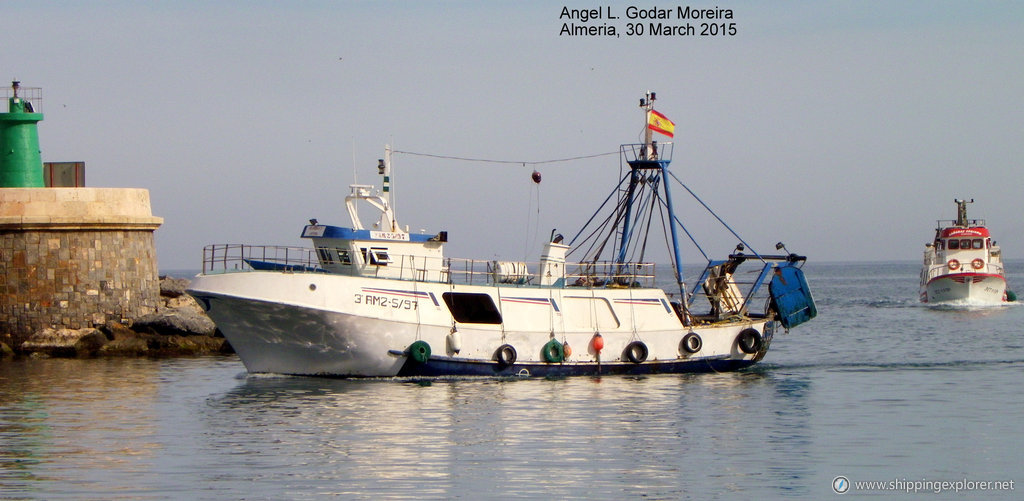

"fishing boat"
[920, 199, 1010, 304]
[187, 93, 816, 377]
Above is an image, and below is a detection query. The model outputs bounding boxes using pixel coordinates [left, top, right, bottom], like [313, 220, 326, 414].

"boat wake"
[757, 357, 1024, 373]
[865, 298, 919, 309]
[925, 299, 1017, 311]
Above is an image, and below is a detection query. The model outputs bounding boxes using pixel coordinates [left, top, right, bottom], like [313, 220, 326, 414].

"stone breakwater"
[0, 276, 231, 359]
[1, 187, 165, 347]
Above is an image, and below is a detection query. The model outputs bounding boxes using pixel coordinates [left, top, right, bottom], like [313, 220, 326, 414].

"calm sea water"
[2, 261, 1023, 500]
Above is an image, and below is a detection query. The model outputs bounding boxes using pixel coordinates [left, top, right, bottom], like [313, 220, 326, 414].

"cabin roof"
[300, 224, 439, 243]
[939, 227, 990, 239]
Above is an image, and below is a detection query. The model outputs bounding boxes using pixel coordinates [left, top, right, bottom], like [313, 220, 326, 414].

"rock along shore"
[1, 276, 231, 360]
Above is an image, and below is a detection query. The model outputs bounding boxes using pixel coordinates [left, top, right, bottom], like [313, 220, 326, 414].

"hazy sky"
[6, 1, 1023, 270]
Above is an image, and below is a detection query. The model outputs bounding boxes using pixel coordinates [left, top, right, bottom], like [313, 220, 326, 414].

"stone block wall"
[1, 229, 161, 345]
[0, 188, 163, 348]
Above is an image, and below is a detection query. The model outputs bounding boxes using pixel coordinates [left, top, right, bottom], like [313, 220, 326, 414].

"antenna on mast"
[352, 138, 357, 185]
[954, 198, 974, 227]
[379, 144, 396, 231]
[639, 90, 658, 160]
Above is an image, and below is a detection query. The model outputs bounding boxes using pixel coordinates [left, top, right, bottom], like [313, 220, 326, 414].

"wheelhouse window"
[947, 239, 959, 250]
[316, 247, 334, 264]
[972, 239, 983, 249]
[360, 247, 391, 266]
[372, 248, 391, 265]
[337, 248, 352, 265]
[442, 292, 503, 324]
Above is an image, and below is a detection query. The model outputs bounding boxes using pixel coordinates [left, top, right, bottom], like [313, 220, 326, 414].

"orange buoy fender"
[591, 333, 604, 352]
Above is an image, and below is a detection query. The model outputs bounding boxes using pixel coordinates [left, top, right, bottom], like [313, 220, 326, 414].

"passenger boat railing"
[200, 244, 656, 288]
[923, 260, 1003, 282]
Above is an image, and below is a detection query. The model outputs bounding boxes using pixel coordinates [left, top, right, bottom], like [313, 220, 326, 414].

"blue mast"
[615, 169, 640, 263]
[617, 92, 685, 298]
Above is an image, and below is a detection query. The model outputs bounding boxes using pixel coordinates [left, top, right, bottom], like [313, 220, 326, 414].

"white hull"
[923, 273, 1007, 305]
[188, 271, 773, 377]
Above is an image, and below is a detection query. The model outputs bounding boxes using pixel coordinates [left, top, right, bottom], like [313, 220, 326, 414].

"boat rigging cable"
[393, 146, 766, 275]
[665, 170, 764, 262]
[393, 144, 772, 283]
[567, 165, 771, 267]
[392, 150, 619, 165]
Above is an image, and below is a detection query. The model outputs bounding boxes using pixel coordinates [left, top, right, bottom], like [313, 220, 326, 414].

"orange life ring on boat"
[971, 258, 984, 270]
[947, 259, 960, 271]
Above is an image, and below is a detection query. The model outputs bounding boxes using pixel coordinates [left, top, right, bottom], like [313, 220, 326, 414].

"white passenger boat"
[920, 199, 1009, 305]
[187, 93, 816, 377]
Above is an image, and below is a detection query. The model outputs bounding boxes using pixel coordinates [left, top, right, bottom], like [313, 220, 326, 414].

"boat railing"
[936, 218, 985, 228]
[200, 244, 323, 274]
[621, 142, 674, 164]
[443, 258, 656, 288]
[924, 260, 1004, 282]
[563, 262, 657, 288]
[199, 244, 657, 288]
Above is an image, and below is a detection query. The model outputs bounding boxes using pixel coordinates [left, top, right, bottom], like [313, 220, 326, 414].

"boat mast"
[617, 92, 686, 297]
[377, 145, 397, 232]
[649, 95, 687, 298]
[954, 198, 973, 227]
[615, 92, 660, 264]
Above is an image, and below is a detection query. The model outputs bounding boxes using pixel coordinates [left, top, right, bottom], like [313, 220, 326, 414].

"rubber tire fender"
[736, 328, 762, 354]
[495, 344, 517, 366]
[681, 332, 702, 354]
[623, 341, 649, 364]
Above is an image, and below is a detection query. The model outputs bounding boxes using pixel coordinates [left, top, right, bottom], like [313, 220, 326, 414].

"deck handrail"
[199, 244, 657, 288]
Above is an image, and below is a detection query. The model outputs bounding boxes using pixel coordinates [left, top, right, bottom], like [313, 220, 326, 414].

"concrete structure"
[1, 188, 164, 348]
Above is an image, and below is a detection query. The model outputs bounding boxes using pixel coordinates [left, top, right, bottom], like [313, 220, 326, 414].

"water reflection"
[1, 357, 817, 499]
[198, 371, 814, 499]
[0, 358, 163, 499]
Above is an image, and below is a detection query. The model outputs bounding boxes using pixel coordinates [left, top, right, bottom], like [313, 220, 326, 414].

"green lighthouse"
[0, 81, 44, 187]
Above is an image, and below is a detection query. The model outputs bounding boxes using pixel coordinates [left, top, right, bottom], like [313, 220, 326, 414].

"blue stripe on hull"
[394, 357, 758, 377]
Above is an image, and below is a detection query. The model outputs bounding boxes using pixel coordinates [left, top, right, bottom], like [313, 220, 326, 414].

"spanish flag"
[647, 110, 675, 138]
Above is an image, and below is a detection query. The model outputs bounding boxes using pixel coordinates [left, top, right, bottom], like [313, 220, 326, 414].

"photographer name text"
[559, 5, 737, 37]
